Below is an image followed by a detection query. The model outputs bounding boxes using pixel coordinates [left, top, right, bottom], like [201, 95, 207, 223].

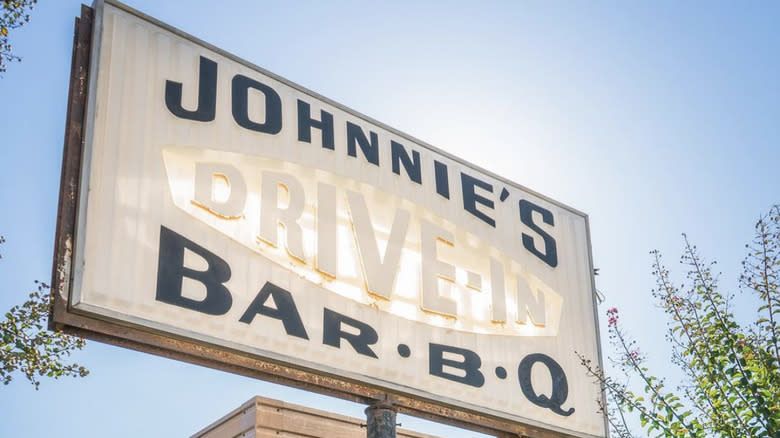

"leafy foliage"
[580, 205, 780, 437]
[0, 237, 89, 389]
[1, 0, 38, 74]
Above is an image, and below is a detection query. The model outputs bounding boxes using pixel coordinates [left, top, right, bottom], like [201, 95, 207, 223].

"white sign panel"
[70, 2, 605, 436]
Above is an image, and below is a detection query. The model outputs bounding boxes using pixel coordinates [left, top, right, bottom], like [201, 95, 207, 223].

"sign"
[52, 2, 607, 437]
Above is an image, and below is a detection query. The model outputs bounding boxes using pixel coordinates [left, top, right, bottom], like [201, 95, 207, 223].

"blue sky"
[1, 1, 778, 437]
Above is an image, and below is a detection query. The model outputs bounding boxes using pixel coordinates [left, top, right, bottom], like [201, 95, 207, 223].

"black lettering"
[322, 308, 378, 358]
[297, 99, 334, 150]
[429, 343, 484, 387]
[165, 56, 217, 122]
[434, 160, 449, 199]
[518, 353, 574, 416]
[391, 140, 421, 184]
[346, 121, 379, 166]
[461, 173, 495, 227]
[239, 282, 308, 339]
[231, 74, 282, 134]
[155, 226, 232, 315]
[519, 199, 558, 268]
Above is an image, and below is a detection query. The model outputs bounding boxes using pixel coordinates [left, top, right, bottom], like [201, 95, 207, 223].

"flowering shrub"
[580, 205, 780, 437]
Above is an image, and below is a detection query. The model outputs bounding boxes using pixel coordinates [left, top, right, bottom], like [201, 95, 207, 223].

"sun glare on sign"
[163, 147, 563, 337]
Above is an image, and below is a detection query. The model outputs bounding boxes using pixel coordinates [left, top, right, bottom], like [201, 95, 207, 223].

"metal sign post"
[365, 400, 398, 438]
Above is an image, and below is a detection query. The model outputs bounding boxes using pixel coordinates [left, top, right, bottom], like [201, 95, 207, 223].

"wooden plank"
[197, 396, 444, 438]
[50, 4, 93, 331]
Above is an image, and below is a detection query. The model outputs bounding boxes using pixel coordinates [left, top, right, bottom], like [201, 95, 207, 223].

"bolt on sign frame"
[51, 2, 608, 437]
